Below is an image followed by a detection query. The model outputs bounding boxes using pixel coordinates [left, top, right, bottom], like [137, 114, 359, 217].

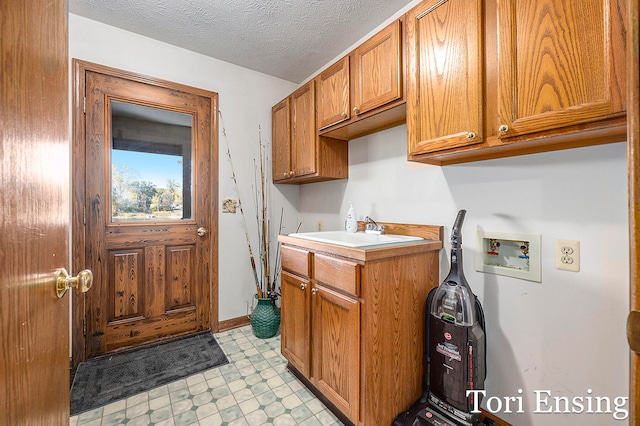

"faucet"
[364, 216, 385, 234]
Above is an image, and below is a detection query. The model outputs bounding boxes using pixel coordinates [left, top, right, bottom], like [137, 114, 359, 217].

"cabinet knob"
[311, 288, 318, 295]
[300, 283, 307, 290]
[341, 111, 347, 118]
[289, 170, 295, 178]
[467, 132, 476, 141]
[353, 106, 360, 115]
[498, 124, 509, 134]
[283, 172, 288, 178]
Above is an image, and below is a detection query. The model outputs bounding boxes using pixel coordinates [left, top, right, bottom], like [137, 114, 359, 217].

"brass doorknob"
[628, 311, 640, 353]
[55, 268, 93, 298]
[197, 227, 207, 237]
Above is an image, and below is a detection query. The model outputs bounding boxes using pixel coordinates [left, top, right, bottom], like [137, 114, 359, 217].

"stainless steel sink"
[288, 231, 424, 248]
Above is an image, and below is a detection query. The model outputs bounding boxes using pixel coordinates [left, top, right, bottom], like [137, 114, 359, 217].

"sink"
[288, 231, 424, 248]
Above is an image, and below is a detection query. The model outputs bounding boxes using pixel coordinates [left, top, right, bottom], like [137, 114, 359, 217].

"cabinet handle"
[341, 111, 347, 118]
[353, 106, 360, 115]
[311, 288, 318, 295]
[300, 283, 307, 290]
[467, 132, 476, 141]
[498, 124, 509, 134]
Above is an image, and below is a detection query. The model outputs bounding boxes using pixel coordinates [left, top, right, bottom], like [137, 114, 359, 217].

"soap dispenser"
[345, 202, 357, 233]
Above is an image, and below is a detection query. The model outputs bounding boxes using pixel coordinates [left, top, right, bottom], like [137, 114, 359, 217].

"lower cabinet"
[312, 283, 360, 422]
[280, 241, 441, 425]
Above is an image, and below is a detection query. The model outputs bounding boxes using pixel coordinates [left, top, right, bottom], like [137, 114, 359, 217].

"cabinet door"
[272, 97, 291, 182]
[280, 271, 311, 376]
[317, 57, 350, 130]
[352, 20, 402, 116]
[311, 284, 360, 423]
[291, 80, 317, 178]
[496, 0, 626, 139]
[406, 0, 483, 156]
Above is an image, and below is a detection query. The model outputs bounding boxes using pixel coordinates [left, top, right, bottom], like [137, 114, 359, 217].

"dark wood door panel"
[82, 67, 215, 358]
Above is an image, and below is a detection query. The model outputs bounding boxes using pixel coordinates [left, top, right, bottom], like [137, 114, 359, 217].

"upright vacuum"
[394, 210, 493, 426]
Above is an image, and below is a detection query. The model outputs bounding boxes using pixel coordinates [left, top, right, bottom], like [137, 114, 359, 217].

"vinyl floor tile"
[70, 326, 343, 426]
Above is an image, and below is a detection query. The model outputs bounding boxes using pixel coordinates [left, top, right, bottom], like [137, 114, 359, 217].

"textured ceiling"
[68, 0, 415, 83]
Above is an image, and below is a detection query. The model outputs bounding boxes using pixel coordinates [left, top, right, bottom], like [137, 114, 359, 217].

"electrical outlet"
[556, 239, 580, 272]
[317, 220, 322, 231]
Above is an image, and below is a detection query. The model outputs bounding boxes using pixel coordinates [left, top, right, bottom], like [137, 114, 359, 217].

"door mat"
[70, 333, 228, 416]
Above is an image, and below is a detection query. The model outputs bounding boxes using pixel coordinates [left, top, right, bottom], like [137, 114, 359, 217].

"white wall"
[69, 14, 300, 322]
[298, 125, 629, 425]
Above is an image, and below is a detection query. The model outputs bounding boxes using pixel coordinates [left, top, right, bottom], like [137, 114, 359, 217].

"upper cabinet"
[317, 20, 406, 141]
[406, 0, 484, 156]
[407, 0, 627, 165]
[273, 0, 628, 177]
[495, 0, 626, 139]
[317, 57, 351, 130]
[272, 80, 348, 184]
[352, 20, 403, 117]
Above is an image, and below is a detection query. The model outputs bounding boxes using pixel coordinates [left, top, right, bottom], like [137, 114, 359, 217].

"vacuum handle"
[451, 209, 467, 247]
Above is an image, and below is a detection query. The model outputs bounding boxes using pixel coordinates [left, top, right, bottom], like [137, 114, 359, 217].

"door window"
[110, 100, 193, 222]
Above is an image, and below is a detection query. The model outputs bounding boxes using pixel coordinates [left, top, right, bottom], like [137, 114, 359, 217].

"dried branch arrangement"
[219, 111, 281, 302]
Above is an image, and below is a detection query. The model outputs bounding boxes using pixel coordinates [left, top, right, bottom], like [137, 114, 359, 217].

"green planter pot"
[250, 296, 281, 338]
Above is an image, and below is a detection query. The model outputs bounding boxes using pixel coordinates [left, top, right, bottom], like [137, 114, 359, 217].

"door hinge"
[83, 96, 86, 114]
[83, 207, 86, 225]
[83, 318, 87, 336]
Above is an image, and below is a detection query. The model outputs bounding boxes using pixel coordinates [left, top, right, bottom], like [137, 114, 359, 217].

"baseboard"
[481, 409, 512, 426]
[218, 315, 251, 332]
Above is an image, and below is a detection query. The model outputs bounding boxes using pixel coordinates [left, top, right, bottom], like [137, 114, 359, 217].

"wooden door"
[496, 0, 627, 139]
[280, 271, 311, 376]
[81, 67, 216, 357]
[628, 0, 640, 421]
[272, 97, 292, 182]
[0, 0, 71, 423]
[352, 20, 402, 116]
[311, 284, 360, 423]
[406, 0, 483, 156]
[317, 56, 351, 130]
[290, 81, 317, 178]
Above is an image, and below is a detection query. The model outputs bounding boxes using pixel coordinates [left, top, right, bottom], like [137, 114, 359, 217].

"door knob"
[197, 227, 207, 237]
[628, 311, 640, 353]
[55, 268, 93, 298]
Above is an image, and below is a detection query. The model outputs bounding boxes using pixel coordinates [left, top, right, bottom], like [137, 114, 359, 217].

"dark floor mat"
[70, 333, 228, 416]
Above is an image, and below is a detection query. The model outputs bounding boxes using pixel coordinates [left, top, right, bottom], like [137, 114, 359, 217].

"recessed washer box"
[474, 230, 541, 282]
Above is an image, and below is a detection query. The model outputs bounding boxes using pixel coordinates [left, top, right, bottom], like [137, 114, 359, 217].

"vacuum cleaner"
[394, 210, 493, 426]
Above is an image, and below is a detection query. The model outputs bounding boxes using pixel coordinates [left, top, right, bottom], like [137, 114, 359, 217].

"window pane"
[110, 101, 192, 222]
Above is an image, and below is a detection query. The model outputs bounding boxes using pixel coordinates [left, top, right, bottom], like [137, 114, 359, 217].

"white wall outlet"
[556, 239, 580, 272]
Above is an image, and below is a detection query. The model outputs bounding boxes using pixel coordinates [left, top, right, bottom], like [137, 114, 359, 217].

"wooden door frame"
[629, 0, 640, 421]
[71, 60, 219, 366]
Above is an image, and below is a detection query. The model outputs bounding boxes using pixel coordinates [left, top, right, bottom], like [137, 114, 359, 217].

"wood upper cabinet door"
[280, 271, 311, 377]
[352, 19, 402, 116]
[406, 0, 483, 156]
[311, 283, 360, 424]
[496, 0, 627, 139]
[317, 57, 351, 130]
[291, 80, 317, 178]
[272, 97, 291, 182]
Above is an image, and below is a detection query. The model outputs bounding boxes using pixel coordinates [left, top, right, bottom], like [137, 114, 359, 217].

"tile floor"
[70, 326, 343, 426]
